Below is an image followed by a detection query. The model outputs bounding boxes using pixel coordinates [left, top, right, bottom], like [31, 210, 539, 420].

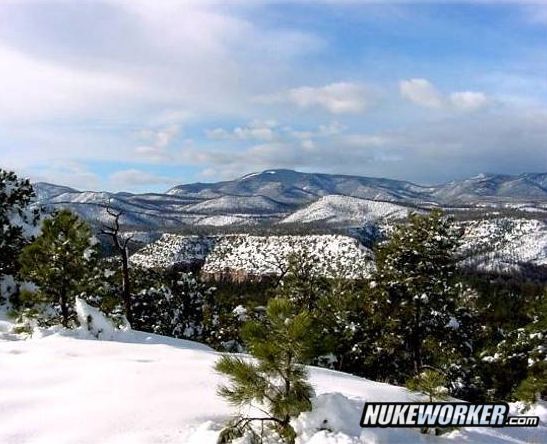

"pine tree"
[406, 369, 449, 402]
[372, 210, 463, 381]
[0, 169, 40, 303]
[313, 273, 366, 371]
[130, 270, 217, 341]
[276, 250, 329, 311]
[18, 210, 97, 327]
[407, 369, 450, 435]
[215, 297, 315, 443]
[514, 372, 547, 406]
[79, 256, 127, 327]
[442, 286, 488, 402]
[480, 291, 546, 403]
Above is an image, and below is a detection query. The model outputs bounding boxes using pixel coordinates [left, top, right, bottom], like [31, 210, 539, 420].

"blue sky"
[1, 0, 547, 192]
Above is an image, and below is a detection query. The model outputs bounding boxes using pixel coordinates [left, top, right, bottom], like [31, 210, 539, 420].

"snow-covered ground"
[130, 234, 217, 269]
[1, 309, 545, 444]
[130, 217, 547, 279]
[1, 334, 544, 444]
[202, 234, 374, 279]
[459, 218, 547, 271]
[281, 195, 415, 226]
[131, 234, 374, 279]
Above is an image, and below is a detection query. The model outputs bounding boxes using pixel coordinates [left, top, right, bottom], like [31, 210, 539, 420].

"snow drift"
[1, 309, 545, 443]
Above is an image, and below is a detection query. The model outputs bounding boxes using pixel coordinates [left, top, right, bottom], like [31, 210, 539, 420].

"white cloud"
[301, 139, 315, 150]
[1, 0, 543, 190]
[449, 91, 489, 111]
[318, 121, 346, 136]
[0, 45, 142, 122]
[178, 108, 547, 183]
[289, 83, 369, 113]
[288, 121, 346, 140]
[0, 0, 322, 126]
[399, 78, 443, 108]
[206, 120, 278, 141]
[0, 0, 329, 180]
[26, 161, 101, 191]
[109, 169, 175, 187]
[206, 120, 348, 151]
[135, 124, 181, 162]
[401, 78, 489, 112]
[257, 82, 374, 114]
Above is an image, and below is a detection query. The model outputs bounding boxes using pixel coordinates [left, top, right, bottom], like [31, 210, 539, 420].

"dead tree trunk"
[100, 205, 134, 325]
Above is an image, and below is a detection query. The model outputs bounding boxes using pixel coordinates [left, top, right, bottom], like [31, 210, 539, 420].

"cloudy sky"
[1, 0, 547, 192]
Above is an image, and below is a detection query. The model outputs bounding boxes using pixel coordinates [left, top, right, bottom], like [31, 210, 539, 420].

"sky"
[1, 0, 547, 192]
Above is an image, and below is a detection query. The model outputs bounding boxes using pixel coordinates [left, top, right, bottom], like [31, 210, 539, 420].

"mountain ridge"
[33, 169, 547, 229]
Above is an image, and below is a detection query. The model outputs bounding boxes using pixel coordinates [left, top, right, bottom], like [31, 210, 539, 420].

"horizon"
[2, 1, 547, 192]
[33, 167, 547, 195]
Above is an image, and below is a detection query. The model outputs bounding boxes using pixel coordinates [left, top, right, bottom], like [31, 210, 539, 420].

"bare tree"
[100, 204, 134, 324]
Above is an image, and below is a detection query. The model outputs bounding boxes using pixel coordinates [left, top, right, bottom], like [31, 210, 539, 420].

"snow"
[130, 219, 547, 279]
[33, 170, 547, 232]
[184, 195, 287, 215]
[232, 305, 248, 321]
[130, 234, 216, 269]
[131, 233, 374, 279]
[240, 172, 261, 180]
[459, 218, 547, 271]
[202, 234, 374, 279]
[75, 298, 123, 340]
[282, 195, 414, 226]
[196, 214, 258, 226]
[1, 317, 545, 443]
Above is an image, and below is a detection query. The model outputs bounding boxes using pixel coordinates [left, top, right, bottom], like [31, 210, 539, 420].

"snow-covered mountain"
[130, 234, 217, 269]
[166, 169, 435, 204]
[281, 195, 417, 225]
[129, 217, 547, 279]
[202, 234, 374, 280]
[34, 170, 547, 230]
[459, 217, 547, 273]
[34, 170, 547, 278]
[130, 233, 374, 279]
[167, 169, 547, 206]
[432, 173, 547, 204]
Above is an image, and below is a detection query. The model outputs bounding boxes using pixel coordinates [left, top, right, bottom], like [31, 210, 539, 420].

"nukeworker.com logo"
[360, 402, 540, 428]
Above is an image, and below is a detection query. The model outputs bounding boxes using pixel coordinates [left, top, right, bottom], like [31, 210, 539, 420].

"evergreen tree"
[0, 169, 40, 302]
[459, 269, 546, 402]
[313, 273, 367, 371]
[371, 210, 463, 380]
[407, 369, 450, 435]
[130, 270, 217, 342]
[272, 250, 334, 363]
[406, 369, 449, 402]
[274, 250, 373, 373]
[514, 371, 547, 406]
[276, 250, 329, 311]
[79, 256, 127, 327]
[18, 210, 97, 327]
[480, 294, 546, 403]
[215, 297, 315, 443]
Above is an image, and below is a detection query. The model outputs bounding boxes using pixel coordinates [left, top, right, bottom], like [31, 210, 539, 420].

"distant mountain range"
[34, 169, 547, 229]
